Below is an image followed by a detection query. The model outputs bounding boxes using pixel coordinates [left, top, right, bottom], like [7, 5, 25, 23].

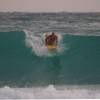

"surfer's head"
[52, 32, 55, 35]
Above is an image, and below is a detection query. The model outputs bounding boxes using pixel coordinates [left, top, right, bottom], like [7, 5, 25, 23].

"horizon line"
[0, 11, 100, 13]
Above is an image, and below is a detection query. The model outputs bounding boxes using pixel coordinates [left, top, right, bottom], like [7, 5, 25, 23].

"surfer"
[45, 32, 58, 46]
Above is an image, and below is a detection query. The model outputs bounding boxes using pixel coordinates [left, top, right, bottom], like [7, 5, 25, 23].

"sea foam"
[0, 85, 100, 99]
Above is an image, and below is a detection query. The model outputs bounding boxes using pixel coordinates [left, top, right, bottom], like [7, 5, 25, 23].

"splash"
[24, 30, 65, 57]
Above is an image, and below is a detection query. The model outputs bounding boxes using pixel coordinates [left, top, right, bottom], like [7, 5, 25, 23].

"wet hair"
[52, 32, 55, 35]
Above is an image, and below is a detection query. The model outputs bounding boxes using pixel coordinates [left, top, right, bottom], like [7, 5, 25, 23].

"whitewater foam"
[24, 30, 65, 57]
[0, 85, 100, 99]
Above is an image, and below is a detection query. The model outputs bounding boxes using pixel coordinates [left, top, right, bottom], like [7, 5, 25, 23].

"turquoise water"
[0, 31, 100, 87]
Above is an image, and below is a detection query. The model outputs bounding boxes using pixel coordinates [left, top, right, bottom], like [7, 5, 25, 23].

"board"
[47, 45, 57, 49]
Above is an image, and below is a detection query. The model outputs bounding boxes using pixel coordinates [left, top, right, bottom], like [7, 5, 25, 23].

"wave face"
[0, 31, 100, 87]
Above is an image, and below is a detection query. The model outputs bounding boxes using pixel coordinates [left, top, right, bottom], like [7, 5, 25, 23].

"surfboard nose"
[47, 45, 57, 49]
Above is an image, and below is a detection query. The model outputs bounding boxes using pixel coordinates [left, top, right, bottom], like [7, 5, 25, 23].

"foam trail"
[24, 30, 65, 57]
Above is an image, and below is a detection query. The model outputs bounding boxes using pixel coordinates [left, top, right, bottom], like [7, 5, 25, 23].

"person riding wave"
[45, 32, 58, 46]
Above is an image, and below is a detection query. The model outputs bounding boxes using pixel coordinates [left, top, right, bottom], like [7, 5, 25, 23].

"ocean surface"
[0, 12, 100, 99]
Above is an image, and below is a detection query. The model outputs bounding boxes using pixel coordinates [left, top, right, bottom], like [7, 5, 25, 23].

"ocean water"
[0, 12, 100, 99]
